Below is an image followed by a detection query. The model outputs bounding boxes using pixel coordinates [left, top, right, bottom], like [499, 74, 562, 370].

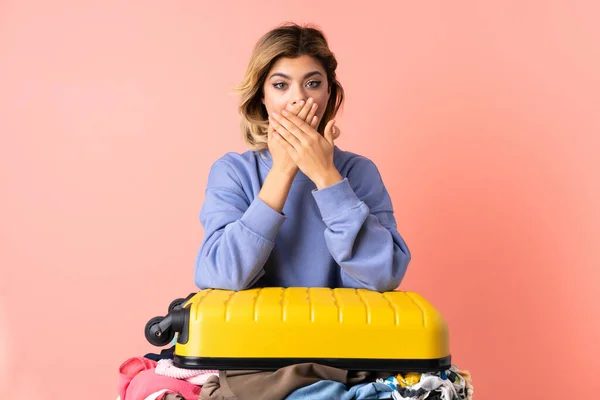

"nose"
[290, 85, 307, 105]
[290, 96, 307, 105]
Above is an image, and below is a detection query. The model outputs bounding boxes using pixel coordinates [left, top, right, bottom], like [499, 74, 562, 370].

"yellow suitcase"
[145, 288, 451, 372]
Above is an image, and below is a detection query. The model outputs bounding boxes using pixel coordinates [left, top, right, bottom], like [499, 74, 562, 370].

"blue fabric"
[194, 146, 411, 291]
[285, 380, 394, 399]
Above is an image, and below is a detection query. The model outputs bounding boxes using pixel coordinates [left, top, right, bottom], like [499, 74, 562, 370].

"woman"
[194, 23, 411, 292]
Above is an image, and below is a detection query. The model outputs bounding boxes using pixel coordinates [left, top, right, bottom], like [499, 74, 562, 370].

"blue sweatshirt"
[194, 146, 411, 292]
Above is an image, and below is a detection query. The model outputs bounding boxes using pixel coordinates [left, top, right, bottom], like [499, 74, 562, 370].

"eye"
[306, 80, 322, 88]
[273, 82, 287, 89]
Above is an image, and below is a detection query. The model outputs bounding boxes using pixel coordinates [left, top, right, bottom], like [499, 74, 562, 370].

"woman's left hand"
[269, 109, 343, 190]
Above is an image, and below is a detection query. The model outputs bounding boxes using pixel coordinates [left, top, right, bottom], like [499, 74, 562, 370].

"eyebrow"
[268, 71, 324, 80]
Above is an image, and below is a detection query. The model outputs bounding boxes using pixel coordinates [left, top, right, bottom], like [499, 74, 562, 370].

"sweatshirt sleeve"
[311, 158, 411, 292]
[194, 158, 286, 291]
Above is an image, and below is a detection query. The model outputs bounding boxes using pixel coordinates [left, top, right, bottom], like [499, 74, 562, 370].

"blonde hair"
[236, 22, 345, 150]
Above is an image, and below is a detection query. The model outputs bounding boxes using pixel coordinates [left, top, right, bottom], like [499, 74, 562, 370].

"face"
[262, 55, 331, 124]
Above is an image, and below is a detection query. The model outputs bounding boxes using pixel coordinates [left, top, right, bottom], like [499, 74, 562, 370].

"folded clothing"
[156, 359, 218, 386]
[200, 363, 396, 400]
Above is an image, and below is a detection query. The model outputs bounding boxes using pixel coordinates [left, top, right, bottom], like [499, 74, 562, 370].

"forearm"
[195, 197, 286, 291]
[258, 168, 295, 213]
[313, 178, 411, 291]
[314, 167, 343, 190]
[194, 221, 274, 291]
[336, 212, 411, 292]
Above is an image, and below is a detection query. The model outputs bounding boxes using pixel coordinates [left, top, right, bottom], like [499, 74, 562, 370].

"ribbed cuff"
[312, 178, 362, 220]
[240, 197, 286, 242]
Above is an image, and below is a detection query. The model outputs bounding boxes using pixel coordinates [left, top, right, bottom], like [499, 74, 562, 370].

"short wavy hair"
[236, 22, 345, 150]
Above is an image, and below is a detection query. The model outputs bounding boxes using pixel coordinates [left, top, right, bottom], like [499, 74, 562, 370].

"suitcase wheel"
[168, 298, 186, 313]
[144, 316, 175, 347]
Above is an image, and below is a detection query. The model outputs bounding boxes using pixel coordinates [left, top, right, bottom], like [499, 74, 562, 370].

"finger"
[286, 100, 304, 116]
[267, 121, 275, 142]
[332, 124, 341, 140]
[269, 115, 303, 149]
[275, 103, 300, 143]
[297, 98, 314, 121]
[279, 109, 316, 140]
[324, 119, 336, 146]
[272, 112, 310, 145]
[305, 100, 319, 126]
[273, 131, 298, 157]
[310, 115, 319, 129]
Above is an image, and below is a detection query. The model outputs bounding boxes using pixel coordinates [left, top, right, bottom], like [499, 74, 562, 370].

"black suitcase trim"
[173, 355, 452, 372]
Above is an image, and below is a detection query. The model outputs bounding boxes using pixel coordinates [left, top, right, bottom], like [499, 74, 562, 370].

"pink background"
[1, 1, 599, 399]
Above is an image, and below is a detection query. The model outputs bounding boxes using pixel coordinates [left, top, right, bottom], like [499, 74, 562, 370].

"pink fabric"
[155, 359, 219, 385]
[144, 389, 180, 400]
[126, 368, 201, 400]
[118, 357, 158, 400]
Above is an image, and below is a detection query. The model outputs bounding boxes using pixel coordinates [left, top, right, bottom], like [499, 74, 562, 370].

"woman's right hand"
[268, 99, 319, 177]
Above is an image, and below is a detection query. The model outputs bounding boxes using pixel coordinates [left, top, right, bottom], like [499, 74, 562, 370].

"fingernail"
[282, 109, 289, 116]
[272, 112, 278, 118]
[307, 98, 313, 104]
[299, 100, 305, 106]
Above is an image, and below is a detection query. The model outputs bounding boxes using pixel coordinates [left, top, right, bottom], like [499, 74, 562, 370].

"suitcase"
[145, 287, 451, 372]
